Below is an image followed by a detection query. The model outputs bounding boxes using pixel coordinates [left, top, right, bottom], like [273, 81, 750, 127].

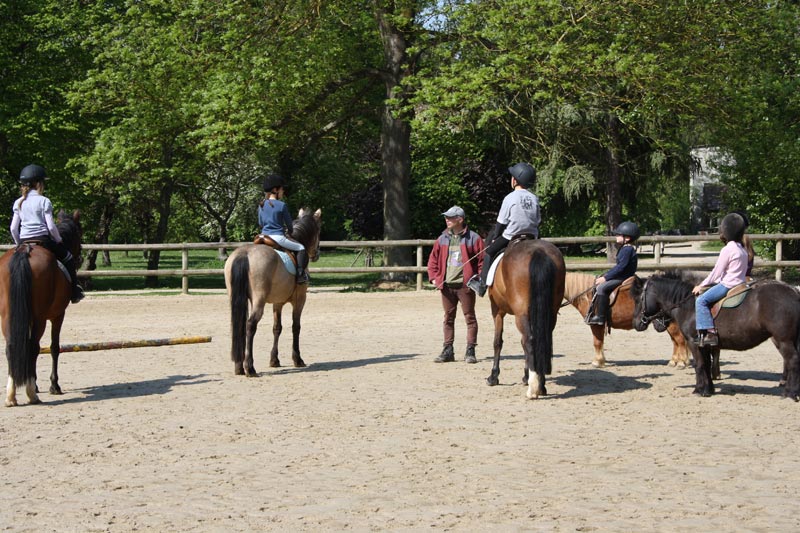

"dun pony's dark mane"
[291, 209, 319, 246]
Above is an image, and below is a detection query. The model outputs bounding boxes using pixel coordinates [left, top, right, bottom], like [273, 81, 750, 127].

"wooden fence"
[3, 234, 799, 293]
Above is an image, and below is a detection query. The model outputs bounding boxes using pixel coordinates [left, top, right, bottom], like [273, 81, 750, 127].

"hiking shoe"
[467, 276, 486, 297]
[464, 345, 477, 364]
[586, 315, 605, 326]
[702, 332, 719, 347]
[296, 271, 310, 284]
[435, 344, 455, 363]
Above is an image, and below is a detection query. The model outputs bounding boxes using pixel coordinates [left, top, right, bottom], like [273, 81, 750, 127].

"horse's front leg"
[290, 294, 307, 368]
[49, 314, 65, 394]
[590, 325, 606, 368]
[774, 340, 800, 400]
[486, 311, 504, 386]
[691, 344, 714, 397]
[668, 326, 690, 369]
[270, 303, 284, 368]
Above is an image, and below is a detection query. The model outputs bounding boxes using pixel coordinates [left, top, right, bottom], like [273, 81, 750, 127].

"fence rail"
[3, 234, 799, 293]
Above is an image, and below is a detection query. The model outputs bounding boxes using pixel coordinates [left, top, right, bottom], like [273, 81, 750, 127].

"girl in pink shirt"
[691, 213, 749, 346]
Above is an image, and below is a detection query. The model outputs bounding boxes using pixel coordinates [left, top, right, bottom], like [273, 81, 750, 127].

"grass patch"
[84, 248, 384, 292]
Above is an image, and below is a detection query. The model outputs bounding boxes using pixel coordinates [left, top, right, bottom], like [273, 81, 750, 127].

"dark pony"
[224, 208, 322, 375]
[1, 211, 82, 406]
[563, 272, 691, 369]
[632, 271, 800, 399]
[486, 239, 566, 399]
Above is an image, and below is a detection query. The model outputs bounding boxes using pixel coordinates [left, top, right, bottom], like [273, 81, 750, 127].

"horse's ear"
[314, 208, 321, 220]
[298, 207, 307, 218]
[72, 210, 81, 223]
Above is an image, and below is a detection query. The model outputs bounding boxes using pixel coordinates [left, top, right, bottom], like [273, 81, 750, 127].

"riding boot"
[295, 249, 310, 284]
[586, 294, 608, 325]
[68, 263, 84, 304]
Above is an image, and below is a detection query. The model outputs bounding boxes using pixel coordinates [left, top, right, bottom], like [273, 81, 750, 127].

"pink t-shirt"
[700, 241, 748, 288]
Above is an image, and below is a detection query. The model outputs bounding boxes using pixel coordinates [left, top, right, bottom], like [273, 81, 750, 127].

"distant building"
[689, 146, 735, 232]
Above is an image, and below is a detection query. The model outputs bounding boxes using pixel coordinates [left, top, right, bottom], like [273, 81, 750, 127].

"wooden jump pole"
[39, 336, 212, 354]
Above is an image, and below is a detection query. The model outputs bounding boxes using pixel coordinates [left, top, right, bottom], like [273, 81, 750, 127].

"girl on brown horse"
[9, 164, 83, 303]
[585, 221, 639, 325]
[257, 174, 310, 284]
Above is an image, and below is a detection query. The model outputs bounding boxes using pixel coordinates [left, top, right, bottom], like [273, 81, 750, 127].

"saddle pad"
[711, 284, 750, 317]
[56, 261, 71, 283]
[486, 253, 505, 286]
[275, 249, 297, 276]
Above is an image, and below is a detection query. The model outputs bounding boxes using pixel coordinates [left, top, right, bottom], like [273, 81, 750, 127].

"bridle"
[636, 278, 693, 331]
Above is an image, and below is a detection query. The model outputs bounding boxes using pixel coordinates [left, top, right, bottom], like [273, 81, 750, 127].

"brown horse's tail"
[528, 249, 556, 376]
[7, 249, 35, 384]
[229, 252, 250, 364]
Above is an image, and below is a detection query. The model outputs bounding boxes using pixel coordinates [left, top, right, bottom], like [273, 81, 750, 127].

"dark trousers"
[595, 278, 623, 297]
[479, 236, 510, 283]
[440, 285, 478, 346]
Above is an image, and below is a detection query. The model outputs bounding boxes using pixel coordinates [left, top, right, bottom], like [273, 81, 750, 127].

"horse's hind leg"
[590, 325, 606, 368]
[5, 375, 18, 407]
[49, 314, 65, 394]
[774, 339, 800, 400]
[244, 303, 264, 377]
[692, 345, 714, 397]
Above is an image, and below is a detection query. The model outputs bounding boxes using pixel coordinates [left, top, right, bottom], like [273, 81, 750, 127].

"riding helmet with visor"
[508, 162, 536, 189]
[262, 173, 286, 192]
[720, 212, 746, 243]
[19, 164, 47, 185]
[613, 221, 640, 242]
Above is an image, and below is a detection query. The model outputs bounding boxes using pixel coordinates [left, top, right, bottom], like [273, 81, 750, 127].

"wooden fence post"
[182, 246, 189, 294]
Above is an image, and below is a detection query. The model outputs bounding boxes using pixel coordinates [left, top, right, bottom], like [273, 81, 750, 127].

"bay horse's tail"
[528, 248, 556, 376]
[7, 249, 35, 384]
[229, 252, 250, 365]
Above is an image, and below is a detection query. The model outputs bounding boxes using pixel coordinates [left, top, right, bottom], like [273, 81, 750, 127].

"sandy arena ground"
[1, 287, 798, 532]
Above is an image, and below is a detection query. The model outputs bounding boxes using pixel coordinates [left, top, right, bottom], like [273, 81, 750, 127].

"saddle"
[486, 234, 539, 286]
[15, 242, 74, 283]
[710, 283, 752, 318]
[253, 234, 298, 267]
[586, 276, 636, 329]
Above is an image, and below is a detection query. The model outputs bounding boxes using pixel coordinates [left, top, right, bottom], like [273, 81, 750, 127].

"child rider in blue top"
[257, 174, 309, 284]
[585, 221, 639, 325]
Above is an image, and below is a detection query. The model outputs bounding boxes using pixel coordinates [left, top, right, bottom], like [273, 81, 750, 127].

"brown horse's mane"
[564, 272, 596, 302]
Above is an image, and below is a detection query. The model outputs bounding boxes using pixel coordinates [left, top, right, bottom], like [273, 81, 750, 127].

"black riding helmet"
[508, 162, 536, 189]
[262, 173, 286, 192]
[19, 164, 47, 185]
[613, 221, 640, 242]
[720, 212, 746, 243]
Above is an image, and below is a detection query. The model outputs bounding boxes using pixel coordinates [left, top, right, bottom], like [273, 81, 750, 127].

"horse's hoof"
[29, 397, 42, 405]
[293, 360, 306, 368]
[667, 360, 676, 368]
[4, 400, 17, 407]
[49, 386, 63, 395]
[675, 362, 686, 370]
[592, 360, 605, 368]
[486, 377, 499, 386]
[269, 360, 280, 368]
[234, 366, 245, 375]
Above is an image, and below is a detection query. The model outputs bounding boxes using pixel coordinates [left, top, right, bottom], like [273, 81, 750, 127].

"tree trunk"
[84, 197, 117, 290]
[145, 180, 174, 288]
[375, 4, 415, 277]
[605, 113, 624, 262]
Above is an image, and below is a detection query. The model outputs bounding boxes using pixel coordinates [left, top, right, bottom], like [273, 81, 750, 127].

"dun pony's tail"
[229, 253, 250, 364]
[528, 249, 556, 377]
[7, 250, 34, 384]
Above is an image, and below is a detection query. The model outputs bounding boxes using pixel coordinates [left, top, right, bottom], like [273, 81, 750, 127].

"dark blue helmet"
[508, 162, 536, 188]
[19, 164, 47, 185]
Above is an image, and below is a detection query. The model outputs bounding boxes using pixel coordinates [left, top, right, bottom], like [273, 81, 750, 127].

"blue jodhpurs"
[695, 283, 730, 331]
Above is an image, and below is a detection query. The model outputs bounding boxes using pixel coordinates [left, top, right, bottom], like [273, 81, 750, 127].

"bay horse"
[1, 211, 82, 406]
[486, 238, 566, 399]
[224, 208, 321, 376]
[632, 272, 800, 399]
[564, 272, 691, 368]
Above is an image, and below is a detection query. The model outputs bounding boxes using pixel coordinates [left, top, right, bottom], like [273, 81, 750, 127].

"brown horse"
[564, 272, 691, 368]
[0, 211, 82, 406]
[224, 208, 321, 375]
[486, 238, 566, 399]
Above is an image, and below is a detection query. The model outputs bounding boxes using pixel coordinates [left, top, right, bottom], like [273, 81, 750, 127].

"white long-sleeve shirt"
[10, 190, 62, 245]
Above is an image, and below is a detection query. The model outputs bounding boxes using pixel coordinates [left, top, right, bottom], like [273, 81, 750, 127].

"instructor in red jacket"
[427, 206, 485, 363]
